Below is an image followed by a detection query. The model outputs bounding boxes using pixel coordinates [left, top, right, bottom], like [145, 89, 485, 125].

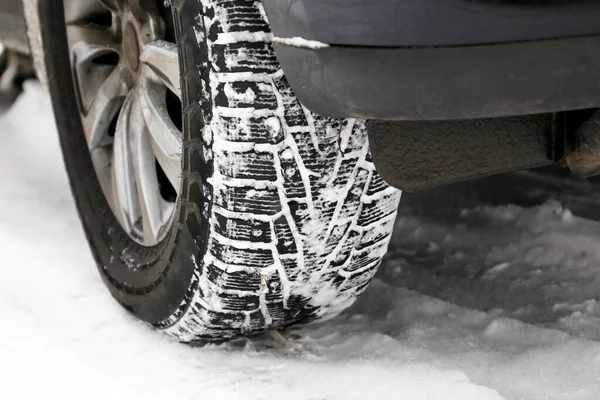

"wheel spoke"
[83, 66, 129, 149]
[67, 24, 119, 54]
[65, 0, 178, 246]
[129, 95, 173, 244]
[128, 0, 146, 20]
[111, 92, 141, 234]
[97, 0, 120, 12]
[139, 73, 182, 193]
[140, 41, 181, 98]
[89, 146, 114, 208]
[128, 0, 161, 24]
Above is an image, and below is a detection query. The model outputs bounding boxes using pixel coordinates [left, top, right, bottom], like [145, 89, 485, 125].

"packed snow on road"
[2, 84, 600, 400]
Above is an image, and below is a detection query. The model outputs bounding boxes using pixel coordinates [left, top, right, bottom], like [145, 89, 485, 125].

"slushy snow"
[1, 83, 600, 400]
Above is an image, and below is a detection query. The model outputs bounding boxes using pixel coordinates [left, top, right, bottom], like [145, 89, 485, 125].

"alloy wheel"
[64, 0, 182, 246]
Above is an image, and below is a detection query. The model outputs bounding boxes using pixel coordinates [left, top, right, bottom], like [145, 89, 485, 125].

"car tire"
[38, 0, 401, 341]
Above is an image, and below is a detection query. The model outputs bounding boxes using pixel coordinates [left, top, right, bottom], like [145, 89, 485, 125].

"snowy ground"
[2, 84, 600, 399]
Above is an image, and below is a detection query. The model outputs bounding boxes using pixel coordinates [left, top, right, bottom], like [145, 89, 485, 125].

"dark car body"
[262, 0, 600, 121]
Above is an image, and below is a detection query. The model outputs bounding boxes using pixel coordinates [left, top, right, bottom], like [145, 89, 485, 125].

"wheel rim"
[64, 0, 182, 246]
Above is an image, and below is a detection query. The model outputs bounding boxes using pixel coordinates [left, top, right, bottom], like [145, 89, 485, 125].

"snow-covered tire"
[41, 0, 400, 341]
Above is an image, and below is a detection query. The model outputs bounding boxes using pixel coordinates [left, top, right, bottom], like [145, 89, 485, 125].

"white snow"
[272, 36, 330, 49]
[3, 83, 600, 399]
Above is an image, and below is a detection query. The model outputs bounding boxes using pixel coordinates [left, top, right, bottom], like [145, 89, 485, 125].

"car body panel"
[272, 35, 600, 120]
[262, 0, 600, 47]
[263, 0, 600, 120]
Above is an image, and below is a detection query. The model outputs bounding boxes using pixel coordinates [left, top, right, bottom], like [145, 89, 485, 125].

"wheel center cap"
[123, 22, 140, 73]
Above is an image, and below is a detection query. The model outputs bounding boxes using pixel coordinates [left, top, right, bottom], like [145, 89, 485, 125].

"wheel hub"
[64, 0, 183, 247]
